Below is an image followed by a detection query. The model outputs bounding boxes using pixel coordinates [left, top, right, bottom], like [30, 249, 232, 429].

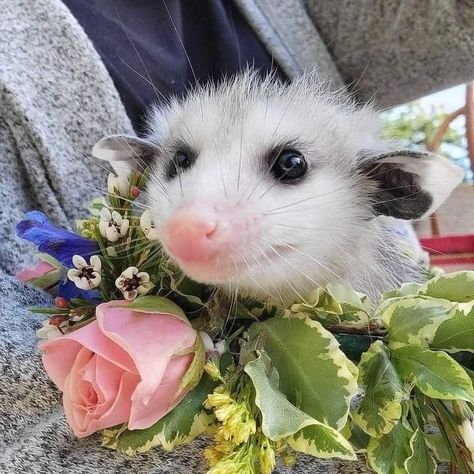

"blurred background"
[383, 83, 474, 269]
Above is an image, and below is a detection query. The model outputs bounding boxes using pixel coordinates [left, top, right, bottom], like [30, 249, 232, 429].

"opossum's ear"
[359, 150, 464, 220]
[92, 135, 158, 175]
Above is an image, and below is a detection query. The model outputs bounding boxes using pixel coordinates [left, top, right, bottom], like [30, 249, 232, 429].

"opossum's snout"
[161, 199, 260, 282]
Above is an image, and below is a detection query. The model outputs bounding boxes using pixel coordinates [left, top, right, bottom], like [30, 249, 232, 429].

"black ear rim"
[357, 149, 429, 168]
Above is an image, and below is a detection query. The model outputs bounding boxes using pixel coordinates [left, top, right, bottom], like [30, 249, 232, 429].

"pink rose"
[17, 261, 56, 282]
[40, 300, 202, 437]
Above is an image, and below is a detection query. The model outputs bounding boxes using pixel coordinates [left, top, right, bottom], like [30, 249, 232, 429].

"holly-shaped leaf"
[392, 345, 474, 403]
[248, 315, 358, 430]
[102, 373, 216, 454]
[404, 429, 437, 474]
[367, 422, 413, 474]
[353, 341, 406, 436]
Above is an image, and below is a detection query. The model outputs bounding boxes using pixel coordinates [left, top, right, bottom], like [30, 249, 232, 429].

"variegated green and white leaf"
[367, 422, 413, 474]
[244, 351, 316, 440]
[292, 284, 371, 327]
[353, 341, 405, 436]
[348, 421, 370, 452]
[102, 373, 216, 455]
[430, 303, 474, 353]
[393, 345, 474, 403]
[423, 271, 474, 303]
[382, 298, 455, 349]
[381, 281, 425, 301]
[425, 432, 453, 462]
[404, 429, 437, 474]
[248, 315, 358, 430]
[287, 422, 356, 461]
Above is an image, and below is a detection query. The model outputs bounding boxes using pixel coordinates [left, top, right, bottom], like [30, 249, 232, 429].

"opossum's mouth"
[167, 244, 294, 285]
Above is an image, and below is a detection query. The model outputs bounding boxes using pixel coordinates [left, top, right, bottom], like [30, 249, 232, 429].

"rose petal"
[96, 302, 196, 406]
[16, 261, 55, 282]
[128, 353, 193, 430]
[40, 319, 137, 390]
[64, 354, 138, 438]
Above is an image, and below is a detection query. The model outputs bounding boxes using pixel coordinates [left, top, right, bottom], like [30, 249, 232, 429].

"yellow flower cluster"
[205, 386, 257, 445]
[205, 383, 277, 473]
[204, 360, 223, 382]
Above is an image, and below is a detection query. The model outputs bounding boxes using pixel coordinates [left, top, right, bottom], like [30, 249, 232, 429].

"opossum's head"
[94, 72, 463, 301]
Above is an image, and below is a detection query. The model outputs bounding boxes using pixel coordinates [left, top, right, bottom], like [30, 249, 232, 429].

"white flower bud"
[107, 173, 129, 197]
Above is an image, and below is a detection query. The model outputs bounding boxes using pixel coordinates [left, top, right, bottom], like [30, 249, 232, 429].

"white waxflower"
[140, 210, 160, 240]
[36, 319, 68, 340]
[107, 173, 129, 197]
[67, 255, 102, 290]
[99, 207, 129, 242]
[199, 331, 215, 353]
[115, 266, 153, 300]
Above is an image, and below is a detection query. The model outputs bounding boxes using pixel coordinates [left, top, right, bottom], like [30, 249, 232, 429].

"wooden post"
[465, 82, 474, 175]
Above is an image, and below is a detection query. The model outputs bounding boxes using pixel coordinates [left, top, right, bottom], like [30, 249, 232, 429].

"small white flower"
[214, 340, 226, 355]
[140, 210, 160, 240]
[107, 173, 129, 197]
[36, 319, 66, 340]
[115, 266, 153, 300]
[99, 207, 129, 242]
[67, 255, 102, 290]
[199, 331, 215, 353]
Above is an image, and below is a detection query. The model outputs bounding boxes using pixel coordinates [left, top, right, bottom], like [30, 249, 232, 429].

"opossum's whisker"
[257, 242, 308, 302]
[265, 186, 347, 215]
[161, 0, 197, 83]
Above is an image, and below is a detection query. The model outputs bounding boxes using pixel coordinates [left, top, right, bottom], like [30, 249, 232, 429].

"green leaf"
[382, 298, 455, 349]
[404, 429, 437, 474]
[423, 271, 474, 302]
[292, 284, 371, 327]
[180, 333, 205, 391]
[393, 345, 474, 403]
[353, 341, 406, 436]
[381, 281, 425, 301]
[424, 432, 453, 462]
[103, 373, 216, 454]
[244, 351, 317, 440]
[248, 315, 358, 430]
[431, 303, 474, 353]
[367, 422, 413, 474]
[287, 422, 356, 461]
[347, 422, 370, 452]
[124, 296, 187, 321]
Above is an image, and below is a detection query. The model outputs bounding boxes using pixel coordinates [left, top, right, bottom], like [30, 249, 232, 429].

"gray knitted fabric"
[234, 0, 474, 107]
[0, 0, 470, 472]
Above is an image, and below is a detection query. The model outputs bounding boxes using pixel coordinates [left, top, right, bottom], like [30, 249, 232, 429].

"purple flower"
[58, 279, 101, 301]
[16, 211, 99, 268]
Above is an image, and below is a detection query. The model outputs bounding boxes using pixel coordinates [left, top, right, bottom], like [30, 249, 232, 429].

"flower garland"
[16, 170, 474, 474]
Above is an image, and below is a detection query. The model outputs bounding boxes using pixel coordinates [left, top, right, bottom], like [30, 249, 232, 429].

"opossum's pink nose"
[163, 204, 225, 263]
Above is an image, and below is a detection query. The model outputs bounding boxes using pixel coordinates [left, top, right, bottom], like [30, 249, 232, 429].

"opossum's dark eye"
[167, 151, 194, 179]
[270, 150, 308, 182]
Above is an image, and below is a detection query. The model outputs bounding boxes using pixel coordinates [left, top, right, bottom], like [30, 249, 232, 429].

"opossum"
[93, 71, 463, 304]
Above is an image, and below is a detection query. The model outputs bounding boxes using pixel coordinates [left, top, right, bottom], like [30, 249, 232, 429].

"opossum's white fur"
[144, 71, 424, 303]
